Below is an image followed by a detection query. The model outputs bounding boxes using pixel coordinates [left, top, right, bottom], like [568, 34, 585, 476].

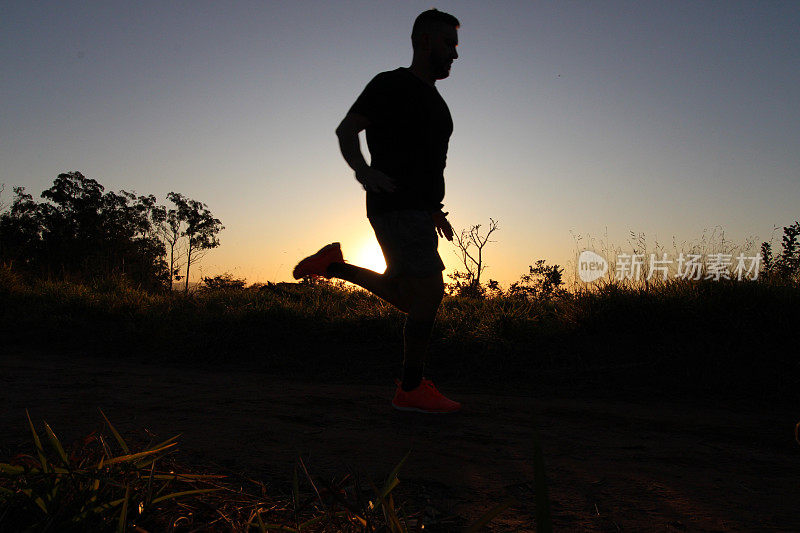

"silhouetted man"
[293, 9, 460, 413]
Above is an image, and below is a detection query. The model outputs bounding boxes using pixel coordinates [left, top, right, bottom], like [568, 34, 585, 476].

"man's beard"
[432, 56, 451, 79]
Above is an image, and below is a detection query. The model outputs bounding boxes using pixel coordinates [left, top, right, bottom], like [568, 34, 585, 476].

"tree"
[761, 220, 800, 283]
[33, 172, 168, 287]
[0, 173, 223, 292]
[508, 260, 565, 300]
[448, 218, 500, 297]
[201, 272, 246, 290]
[167, 192, 224, 293]
[0, 187, 44, 270]
[152, 203, 185, 289]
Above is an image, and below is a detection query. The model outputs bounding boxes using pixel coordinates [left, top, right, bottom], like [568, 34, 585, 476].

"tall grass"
[1, 264, 798, 399]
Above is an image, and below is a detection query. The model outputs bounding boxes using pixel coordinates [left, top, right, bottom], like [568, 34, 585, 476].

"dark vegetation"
[1, 256, 798, 403]
[0, 172, 223, 293]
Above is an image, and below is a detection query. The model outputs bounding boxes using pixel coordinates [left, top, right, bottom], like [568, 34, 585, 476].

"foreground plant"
[1, 413, 529, 531]
[0, 410, 222, 531]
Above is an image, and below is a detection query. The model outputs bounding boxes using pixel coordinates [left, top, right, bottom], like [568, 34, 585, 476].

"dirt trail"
[1, 349, 798, 531]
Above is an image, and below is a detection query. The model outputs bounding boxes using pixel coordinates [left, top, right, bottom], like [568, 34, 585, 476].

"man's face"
[429, 25, 459, 80]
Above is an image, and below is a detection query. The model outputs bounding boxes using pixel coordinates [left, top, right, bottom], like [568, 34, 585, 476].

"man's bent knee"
[402, 273, 444, 319]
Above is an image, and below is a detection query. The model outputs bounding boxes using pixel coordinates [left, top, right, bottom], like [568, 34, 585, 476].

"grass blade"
[117, 485, 130, 533]
[384, 493, 404, 533]
[298, 514, 326, 529]
[100, 409, 130, 455]
[25, 409, 48, 474]
[20, 489, 48, 514]
[43, 421, 69, 468]
[134, 435, 181, 469]
[297, 455, 322, 507]
[262, 525, 299, 532]
[150, 488, 220, 505]
[103, 442, 177, 466]
[144, 459, 156, 510]
[292, 465, 300, 511]
[254, 508, 267, 532]
[147, 434, 181, 452]
[0, 464, 26, 475]
[382, 449, 411, 497]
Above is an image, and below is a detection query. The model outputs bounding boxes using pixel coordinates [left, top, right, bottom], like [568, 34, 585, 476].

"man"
[293, 9, 461, 414]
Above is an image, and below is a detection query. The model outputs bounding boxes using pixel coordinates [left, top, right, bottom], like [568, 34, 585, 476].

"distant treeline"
[0, 172, 223, 291]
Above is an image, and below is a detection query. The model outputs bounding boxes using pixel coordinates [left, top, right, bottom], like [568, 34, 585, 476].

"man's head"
[411, 9, 459, 80]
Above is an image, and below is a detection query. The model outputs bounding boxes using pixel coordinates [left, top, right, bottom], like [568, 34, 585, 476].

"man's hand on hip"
[356, 167, 396, 193]
[431, 210, 454, 241]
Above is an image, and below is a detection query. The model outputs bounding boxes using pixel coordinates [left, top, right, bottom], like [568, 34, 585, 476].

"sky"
[2, 1, 799, 287]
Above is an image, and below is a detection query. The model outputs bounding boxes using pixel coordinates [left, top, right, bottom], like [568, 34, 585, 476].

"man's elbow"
[336, 114, 369, 139]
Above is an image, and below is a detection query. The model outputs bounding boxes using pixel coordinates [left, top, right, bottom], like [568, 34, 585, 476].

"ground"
[1, 349, 798, 531]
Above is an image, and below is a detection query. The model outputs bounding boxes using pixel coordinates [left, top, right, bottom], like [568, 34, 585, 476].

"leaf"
[297, 455, 322, 506]
[143, 459, 156, 511]
[298, 514, 326, 529]
[103, 442, 177, 466]
[117, 485, 130, 533]
[0, 463, 26, 475]
[292, 465, 300, 511]
[150, 488, 219, 505]
[262, 525, 299, 532]
[25, 410, 48, 474]
[22, 489, 48, 514]
[147, 434, 181, 452]
[253, 509, 267, 533]
[381, 449, 410, 499]
[43, 421, 69, 468]
[135, 472, 225, 481]
[378, 477, 399, 502]
[384, 493, 404, 533]
[134, 435, 181, 469]
[100, 409, 130, 455]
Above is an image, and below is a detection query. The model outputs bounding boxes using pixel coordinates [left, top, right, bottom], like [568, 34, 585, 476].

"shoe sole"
[392, 403, 461, 414]
[292, 243, 341, 279]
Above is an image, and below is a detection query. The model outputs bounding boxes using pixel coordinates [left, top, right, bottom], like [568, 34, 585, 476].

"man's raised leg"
[326, 262, 411, 313]
[292, 243, 410, 311]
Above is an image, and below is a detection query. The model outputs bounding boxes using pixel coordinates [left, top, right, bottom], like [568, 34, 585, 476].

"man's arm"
[335, 113, 396, 193]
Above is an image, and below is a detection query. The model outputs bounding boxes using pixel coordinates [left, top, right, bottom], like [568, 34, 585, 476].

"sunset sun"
[354, 239, 386, 273]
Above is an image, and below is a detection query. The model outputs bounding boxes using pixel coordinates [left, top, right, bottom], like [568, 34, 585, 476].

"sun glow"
[354, 239, 386, 273]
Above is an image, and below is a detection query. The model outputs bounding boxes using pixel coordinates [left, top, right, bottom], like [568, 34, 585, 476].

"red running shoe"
[392, 378, 461, 414]
[292, 242, 344, 279]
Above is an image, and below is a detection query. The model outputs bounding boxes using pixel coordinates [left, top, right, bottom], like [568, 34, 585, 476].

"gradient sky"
[2, 1, 799, 286]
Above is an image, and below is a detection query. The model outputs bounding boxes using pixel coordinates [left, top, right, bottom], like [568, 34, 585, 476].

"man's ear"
[414, 32, 432, 52]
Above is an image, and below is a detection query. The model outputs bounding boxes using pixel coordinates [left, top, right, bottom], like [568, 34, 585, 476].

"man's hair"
[411, 8, 459, 47]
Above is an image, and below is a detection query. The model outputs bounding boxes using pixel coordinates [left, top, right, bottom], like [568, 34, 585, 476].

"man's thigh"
[368, 210, 446, 280]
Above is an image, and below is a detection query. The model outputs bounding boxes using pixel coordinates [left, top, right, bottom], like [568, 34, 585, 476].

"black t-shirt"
[348, 68, 453, 217]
